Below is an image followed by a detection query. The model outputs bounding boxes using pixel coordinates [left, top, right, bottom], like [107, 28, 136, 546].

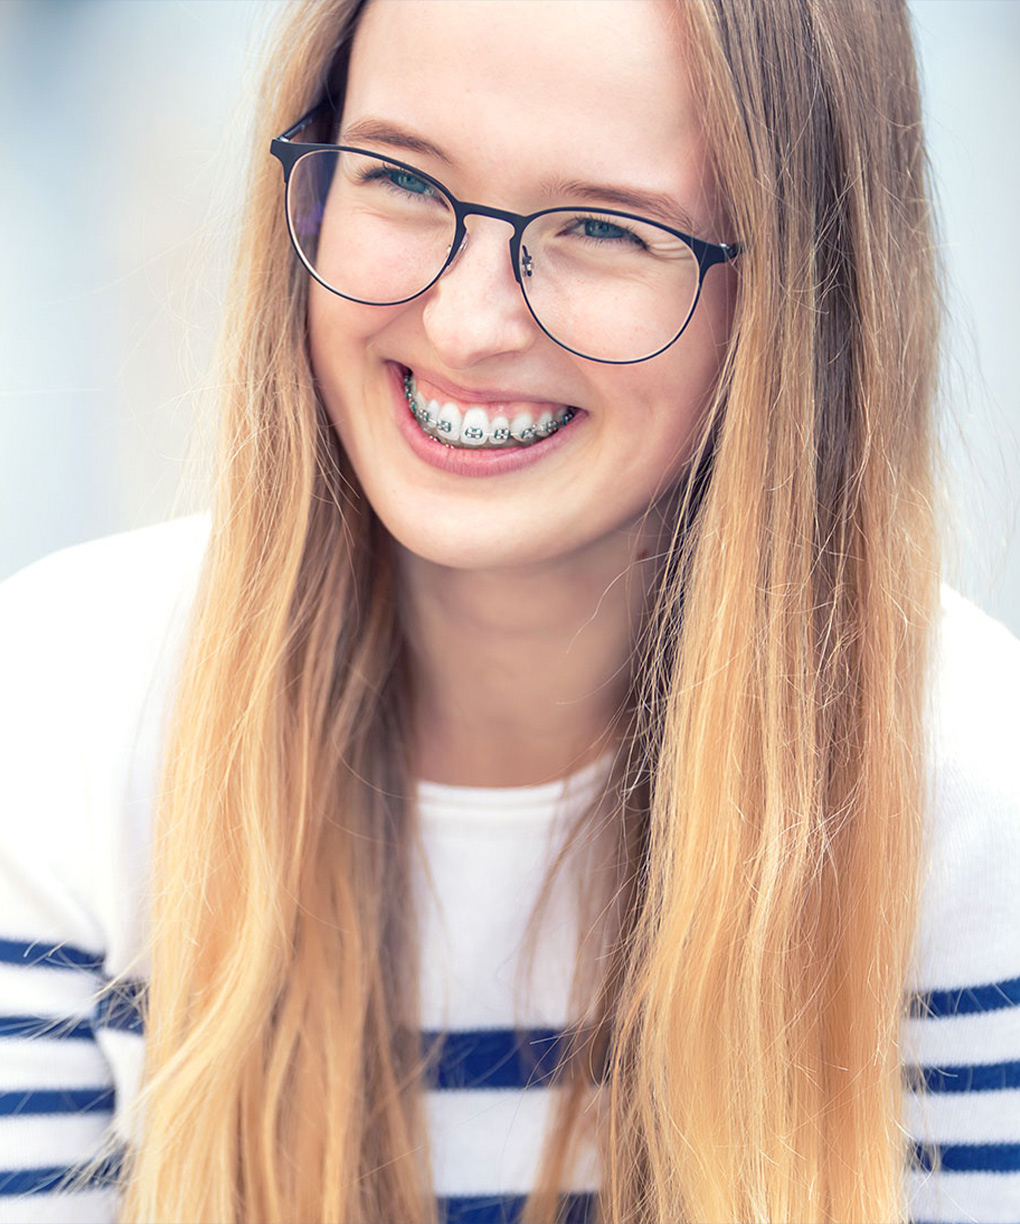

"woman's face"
[309, 0, 735, 573]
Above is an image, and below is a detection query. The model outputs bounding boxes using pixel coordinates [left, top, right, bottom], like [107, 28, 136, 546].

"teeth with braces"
[404, 372, 574, 448]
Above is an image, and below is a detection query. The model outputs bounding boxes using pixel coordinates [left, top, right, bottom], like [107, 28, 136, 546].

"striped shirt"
[1, 516, 1018, 1223]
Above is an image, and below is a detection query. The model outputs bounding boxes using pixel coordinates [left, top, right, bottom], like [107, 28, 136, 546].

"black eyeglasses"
[271, 103, 741, 365]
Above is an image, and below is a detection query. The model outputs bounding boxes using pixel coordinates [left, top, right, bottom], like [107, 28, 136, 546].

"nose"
[419, 215, 539, 370]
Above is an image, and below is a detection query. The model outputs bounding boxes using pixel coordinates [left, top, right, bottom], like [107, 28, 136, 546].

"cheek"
[309, 280, 416, 363]
[703, 263, 739, 350]
[307, 286, 402, 423]
[309, 286, 372, 371]
[610, 272, 734, 459]
[668, 269, 735, 426]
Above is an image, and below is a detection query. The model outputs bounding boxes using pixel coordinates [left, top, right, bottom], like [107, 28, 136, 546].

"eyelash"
[359, 165, 442, 200]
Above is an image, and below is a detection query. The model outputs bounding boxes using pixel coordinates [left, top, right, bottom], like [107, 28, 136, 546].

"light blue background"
[1, 0, 1017, 632]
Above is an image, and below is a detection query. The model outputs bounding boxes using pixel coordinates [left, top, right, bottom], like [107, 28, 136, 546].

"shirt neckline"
[415, 752, 615, 818]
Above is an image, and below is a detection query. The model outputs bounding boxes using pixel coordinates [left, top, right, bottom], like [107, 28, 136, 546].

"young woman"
[1, 2, 1018, 1222]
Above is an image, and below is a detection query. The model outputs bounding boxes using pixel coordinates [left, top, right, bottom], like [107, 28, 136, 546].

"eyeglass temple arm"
[689, 238, 743, 275]
[276, 100, 335, 144]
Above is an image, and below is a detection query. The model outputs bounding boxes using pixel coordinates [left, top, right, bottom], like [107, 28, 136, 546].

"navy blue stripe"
[422, 1028, 570, 1090]
[96, 980, 146, 1035]
[912, 1140, 1020, 1173]
[0, 1149, 122, 1196]
[0, 938, 104, 973]
[905, 1059, 1020, 1094]
[0, 1014, 94, 1040]
[439, 1192, 596, 1224]
[0, 1088, 114, 1117]
[911, 975, 1020, 1018]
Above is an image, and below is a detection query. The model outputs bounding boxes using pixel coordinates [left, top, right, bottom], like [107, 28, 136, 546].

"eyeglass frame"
[270, 102, 742, 366]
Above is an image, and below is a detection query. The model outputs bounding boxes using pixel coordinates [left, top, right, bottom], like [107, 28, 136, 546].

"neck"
[397, 523, 664, 788]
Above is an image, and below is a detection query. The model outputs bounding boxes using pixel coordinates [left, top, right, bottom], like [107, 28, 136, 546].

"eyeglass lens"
[287, 149, 702, 362]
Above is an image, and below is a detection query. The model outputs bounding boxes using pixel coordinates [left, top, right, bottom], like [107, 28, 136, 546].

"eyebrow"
[337, 119, 698, 233]
[542, 179, 697, 234]
[338, 119, 452, 164]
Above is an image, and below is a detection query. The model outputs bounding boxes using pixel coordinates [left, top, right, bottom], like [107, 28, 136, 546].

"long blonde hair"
[113, 1, 941, 1219]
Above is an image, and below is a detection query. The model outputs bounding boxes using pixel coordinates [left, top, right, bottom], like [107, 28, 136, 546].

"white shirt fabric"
[0, 514, 1018, 1223]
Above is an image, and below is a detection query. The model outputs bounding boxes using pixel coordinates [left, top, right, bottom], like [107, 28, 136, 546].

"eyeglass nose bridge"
[441, 200, 534, 293]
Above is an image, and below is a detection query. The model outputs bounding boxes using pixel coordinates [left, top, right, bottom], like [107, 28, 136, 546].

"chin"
[386, 521, 566, 574]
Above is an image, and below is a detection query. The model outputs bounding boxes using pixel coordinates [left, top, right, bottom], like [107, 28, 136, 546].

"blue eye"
[583, 218, 629, 240]
[358, 162, 439, 199]
[389, 169, 433, 196]
[567, 215, 647, 250]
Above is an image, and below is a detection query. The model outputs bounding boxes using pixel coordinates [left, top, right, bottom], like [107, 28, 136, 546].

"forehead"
[343, 0, 713, 219]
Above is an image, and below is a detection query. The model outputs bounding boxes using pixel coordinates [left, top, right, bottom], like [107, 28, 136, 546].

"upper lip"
[399, 362, 572, 407]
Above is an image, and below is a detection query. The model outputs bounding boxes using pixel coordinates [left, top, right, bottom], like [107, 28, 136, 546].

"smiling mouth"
[402, 370, 577, 449]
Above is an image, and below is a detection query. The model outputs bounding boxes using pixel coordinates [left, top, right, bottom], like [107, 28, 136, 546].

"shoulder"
[932, 586, 1020, 787]
[0, 514, 210, 968]
[0, 514, 210, 767]
[912, 585, 1020, 991]
[903, 592, 1020, 1218]
[0, 512, 209, 700]
[0, 513, 210, 648]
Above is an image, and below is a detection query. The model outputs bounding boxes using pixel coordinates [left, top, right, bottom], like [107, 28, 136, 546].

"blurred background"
[0, 0, 1018, 631]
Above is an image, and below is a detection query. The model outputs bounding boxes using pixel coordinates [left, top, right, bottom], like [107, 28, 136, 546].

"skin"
[309, 0, 736, 785]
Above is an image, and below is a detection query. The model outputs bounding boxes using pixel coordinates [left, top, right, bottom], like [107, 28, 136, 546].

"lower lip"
[387, 362, 584, 478]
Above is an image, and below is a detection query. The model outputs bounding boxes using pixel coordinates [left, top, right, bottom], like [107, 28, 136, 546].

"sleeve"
[902, 588, 1020, 1224]
[0, 516, 207, 1224]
